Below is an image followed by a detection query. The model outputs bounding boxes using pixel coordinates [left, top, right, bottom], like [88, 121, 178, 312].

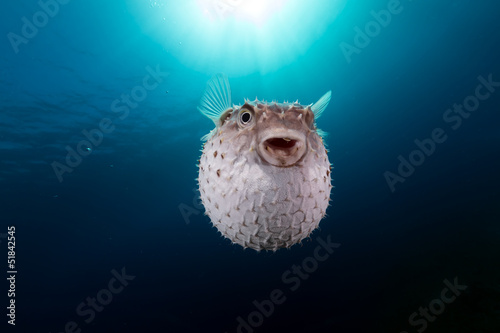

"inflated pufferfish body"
[197, 74, 333, 251]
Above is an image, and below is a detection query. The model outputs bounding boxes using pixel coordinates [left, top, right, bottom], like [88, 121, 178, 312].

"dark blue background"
[1, 0, 499, 332]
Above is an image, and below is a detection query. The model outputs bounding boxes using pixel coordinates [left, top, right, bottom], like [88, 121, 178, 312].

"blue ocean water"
[1, 0, 499, 332]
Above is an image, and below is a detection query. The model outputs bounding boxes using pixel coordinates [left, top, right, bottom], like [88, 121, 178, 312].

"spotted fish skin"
[197, 75, 333, 251]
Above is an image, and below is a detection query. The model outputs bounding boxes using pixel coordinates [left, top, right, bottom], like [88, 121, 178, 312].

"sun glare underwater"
[131, 0, 346, 75]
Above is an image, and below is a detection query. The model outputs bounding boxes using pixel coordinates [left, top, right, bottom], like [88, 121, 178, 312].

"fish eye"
[238, 109, 253, 126]
[241, 112, 251, 123]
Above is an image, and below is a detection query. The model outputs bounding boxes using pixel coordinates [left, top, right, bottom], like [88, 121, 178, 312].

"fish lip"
[258, 130, 307, 167]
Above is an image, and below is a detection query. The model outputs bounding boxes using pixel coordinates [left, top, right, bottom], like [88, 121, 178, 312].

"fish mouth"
[259, 131, 306, 167]
[266, 137, 298, 150]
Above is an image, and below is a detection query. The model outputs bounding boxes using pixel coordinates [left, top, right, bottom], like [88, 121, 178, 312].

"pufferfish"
[197, 74, 333, 251]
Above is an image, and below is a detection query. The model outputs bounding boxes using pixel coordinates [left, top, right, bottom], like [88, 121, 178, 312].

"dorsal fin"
[197, 73, 232, 125]
[311, 91, 332, 119]
[316, 128, 328, 139]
